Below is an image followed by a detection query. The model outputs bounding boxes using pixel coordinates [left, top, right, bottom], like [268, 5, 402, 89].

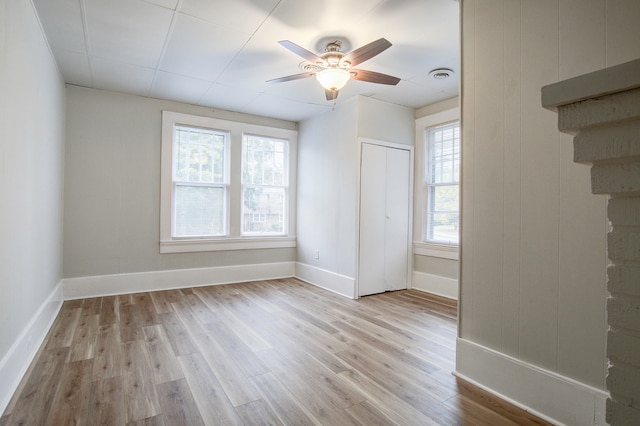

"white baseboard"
[0, 281, 63, 415]
[455, 338, 608, 426]
[412, 271, 458, 300]
[63, 261, 296, 300]
[295, 262, 355, 299]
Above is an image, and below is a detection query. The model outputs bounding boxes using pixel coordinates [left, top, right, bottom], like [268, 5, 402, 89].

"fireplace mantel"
[543, 58, 640, 115]
[543, 58, 640, 425]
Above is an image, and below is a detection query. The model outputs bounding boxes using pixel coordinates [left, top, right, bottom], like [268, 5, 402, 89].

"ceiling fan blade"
[278, 40, 323, 63]
[267, 72, 316, 84]
[325, 89, 339, 101]
[350, 69, 400, 85]
[342, 38, 392, 67]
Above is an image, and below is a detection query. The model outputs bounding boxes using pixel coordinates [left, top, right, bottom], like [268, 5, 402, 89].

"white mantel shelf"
[542, 58, 640, 425]
[542, 58, 640, 112]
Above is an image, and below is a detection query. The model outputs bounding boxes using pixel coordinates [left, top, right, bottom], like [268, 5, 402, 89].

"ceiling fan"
[267, 38, 401, 102]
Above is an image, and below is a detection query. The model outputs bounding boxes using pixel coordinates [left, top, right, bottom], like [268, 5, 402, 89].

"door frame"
[355, 138, 415, 299]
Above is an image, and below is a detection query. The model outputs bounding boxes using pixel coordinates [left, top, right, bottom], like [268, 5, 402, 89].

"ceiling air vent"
[429, 68, 454, 79]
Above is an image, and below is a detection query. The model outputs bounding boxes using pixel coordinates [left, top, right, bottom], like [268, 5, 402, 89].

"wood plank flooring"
[1, 278, 548, 425]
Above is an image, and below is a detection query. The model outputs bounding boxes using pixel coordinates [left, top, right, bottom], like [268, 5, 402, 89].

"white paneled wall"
[518, 0, 563, 372]
[458, 0, 640, 423]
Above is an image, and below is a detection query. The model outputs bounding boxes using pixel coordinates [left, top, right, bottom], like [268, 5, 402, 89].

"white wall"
[64, 86, 297, 280]
[357, 97, 415, 146]
[296, 97, 359, 294]
[296, 96, 414, 297]
[458, 0, 640, 423]
[0, 0, 66, 413]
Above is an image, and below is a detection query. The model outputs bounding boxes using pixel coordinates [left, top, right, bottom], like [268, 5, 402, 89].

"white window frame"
[424, 121, 460, 245]
[241, 134, 289, 237]
[413, 106, 460, 260]
[160, 111, 297, 253]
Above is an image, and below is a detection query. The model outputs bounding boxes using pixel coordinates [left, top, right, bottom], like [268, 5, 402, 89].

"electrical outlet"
[314, 249, 319, 260]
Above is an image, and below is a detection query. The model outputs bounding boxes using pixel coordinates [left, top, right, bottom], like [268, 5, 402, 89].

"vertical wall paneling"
[459, 0, 475, 340]
[500, 0, 522, 358]
[557, 0, 608, 388]
[471, 0, 505, 350]
[517, 0, 560, 370]
[605, 0, 640, 67]
[457, 0, 640, 419]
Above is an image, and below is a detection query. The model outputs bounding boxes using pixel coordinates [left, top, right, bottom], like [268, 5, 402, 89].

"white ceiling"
[33, 0, 460, 122]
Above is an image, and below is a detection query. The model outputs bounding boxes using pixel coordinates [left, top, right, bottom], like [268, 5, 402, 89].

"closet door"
[359, 143, 388, 296]
[358, 143, 411, 296]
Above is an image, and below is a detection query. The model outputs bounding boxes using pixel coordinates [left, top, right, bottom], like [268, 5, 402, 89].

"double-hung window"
[425, 121, 460, 244]
[241, 135, 288, 236]
[160, 111, 297, 253]
[173, 126, 229, 238]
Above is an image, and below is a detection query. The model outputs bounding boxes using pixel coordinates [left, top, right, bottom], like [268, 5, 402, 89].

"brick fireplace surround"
[543, 58, 640, 425]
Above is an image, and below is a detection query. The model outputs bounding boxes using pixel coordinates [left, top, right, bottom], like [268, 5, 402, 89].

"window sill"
[413, 242, 459, 260]
[160, 236, 297, 254]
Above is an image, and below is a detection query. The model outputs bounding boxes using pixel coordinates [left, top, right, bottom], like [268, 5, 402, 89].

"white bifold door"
[358, 142, 412, 297]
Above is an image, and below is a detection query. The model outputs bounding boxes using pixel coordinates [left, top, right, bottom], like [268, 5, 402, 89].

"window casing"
[424, 121, 460, 245]
[160, 111, 297, 253]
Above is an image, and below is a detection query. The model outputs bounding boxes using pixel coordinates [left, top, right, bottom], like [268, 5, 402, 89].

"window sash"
[173, 183, 228, 238]
[172, 125, 230, 238]
[426, 122, 460, 186]
[425, 183, 459, 244]
[174, 126, 227, 184]
[241, 134, 289, 237]
[424, 121, 460, 245]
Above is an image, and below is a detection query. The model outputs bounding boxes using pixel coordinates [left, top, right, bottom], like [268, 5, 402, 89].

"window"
[160, 111, 297, 253]
[425, 121, 460, 244]
[173, 126, 229, 237]
[251, 213, 267, 223]
[241, 135, 288, 236]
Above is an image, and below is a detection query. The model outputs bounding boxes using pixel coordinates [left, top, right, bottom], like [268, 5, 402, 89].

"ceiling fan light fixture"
[316, 68, 351, 91]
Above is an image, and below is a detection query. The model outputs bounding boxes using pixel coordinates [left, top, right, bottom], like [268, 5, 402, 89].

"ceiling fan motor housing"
[321, 41, 347, 68]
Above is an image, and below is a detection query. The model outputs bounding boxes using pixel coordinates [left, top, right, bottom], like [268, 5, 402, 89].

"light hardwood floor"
[1, 278, 549, 425]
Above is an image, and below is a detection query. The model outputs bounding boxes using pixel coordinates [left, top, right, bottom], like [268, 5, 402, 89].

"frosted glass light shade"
[316, 68, 350, 91]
